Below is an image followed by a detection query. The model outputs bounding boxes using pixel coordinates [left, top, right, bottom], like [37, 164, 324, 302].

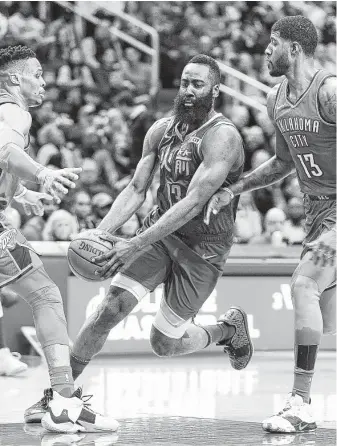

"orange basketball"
[67, 229, 113, 282]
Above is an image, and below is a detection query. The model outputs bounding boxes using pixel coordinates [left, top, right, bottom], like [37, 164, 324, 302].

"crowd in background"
[0, 1, 335, 246]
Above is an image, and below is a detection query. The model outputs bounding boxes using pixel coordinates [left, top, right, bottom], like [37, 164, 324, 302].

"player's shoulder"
[147, 117, 172, 145]
[317, 75, 336, 100]
[266, 83, 282, 120]
[0, 102, 31, 127]
[317, 74, 336, 123]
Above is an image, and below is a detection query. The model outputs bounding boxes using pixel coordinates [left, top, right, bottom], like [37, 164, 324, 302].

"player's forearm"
[1, 143, 42, 182]
[132, 194, 202, 249]
[98, 183, 146, 233]
[229, 156, 294, 196]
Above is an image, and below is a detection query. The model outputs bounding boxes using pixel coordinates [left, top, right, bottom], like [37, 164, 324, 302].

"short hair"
[187, 54, 221, 86]
[0, 45, 36, 70]
[272, 16, 318, 57]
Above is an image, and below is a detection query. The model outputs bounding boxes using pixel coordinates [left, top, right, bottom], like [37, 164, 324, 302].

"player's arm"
[318, 76, 336, 124]
[228, 86, 294, 196]
[0, 104, 81, 201]
[131, 125, 241, 250]
[98, 120, 164, 234]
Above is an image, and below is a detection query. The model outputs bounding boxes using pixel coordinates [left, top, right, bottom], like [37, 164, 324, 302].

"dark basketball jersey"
[273, 70, 336, 196]
[155, 113, 244, 244]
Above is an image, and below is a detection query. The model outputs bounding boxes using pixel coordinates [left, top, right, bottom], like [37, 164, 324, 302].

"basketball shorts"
[118, 212, 233, 320]
[295, 195, 336, 292]
[0, 216, 42, 289]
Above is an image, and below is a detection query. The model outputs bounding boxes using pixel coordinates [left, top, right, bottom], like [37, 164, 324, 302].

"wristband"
[221, 187, 235, 200]
[14, 186, 28, 199]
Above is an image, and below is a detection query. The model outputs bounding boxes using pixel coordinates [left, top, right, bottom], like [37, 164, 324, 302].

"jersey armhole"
[315, 74, 336, 127]
[272, 81, 284, 121]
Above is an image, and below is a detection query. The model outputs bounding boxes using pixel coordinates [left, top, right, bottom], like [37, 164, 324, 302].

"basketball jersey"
[273, 70, 336, 196]
[155, 113, 244, 243]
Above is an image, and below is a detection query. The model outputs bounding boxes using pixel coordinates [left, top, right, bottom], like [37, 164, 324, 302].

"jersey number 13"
[297, 153, 323, 178]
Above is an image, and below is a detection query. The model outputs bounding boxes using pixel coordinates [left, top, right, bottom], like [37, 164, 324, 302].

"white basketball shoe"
[41, 388, 119, 433]
[0, 347, 28, 376]
[262, 393, 317, 433]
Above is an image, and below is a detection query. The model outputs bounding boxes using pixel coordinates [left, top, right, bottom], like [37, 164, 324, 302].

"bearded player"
[205, 16, 336, 433]
[0, 46, 118, 433]
[60, 54, 253, 385]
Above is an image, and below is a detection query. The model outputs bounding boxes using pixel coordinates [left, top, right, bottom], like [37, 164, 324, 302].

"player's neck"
[285, 60, 318, 100]
[3, 86, 29, 111]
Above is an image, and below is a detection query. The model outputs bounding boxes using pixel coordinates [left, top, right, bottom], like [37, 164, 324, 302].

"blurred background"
[0, 0, 335, 245]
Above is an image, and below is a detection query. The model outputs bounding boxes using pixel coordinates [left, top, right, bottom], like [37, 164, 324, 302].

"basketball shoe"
[262, 393, 317, 433]
[41, 387, 119, 433]
[0, 347, 28, 376]
[217, 307, 253, 370]
[24, 388, 53, 423]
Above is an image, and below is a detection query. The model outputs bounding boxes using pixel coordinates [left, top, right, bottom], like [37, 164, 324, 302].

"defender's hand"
[14, 189, 53, 216]
[92, 233, 139, 280]
[204, 188, 234, 225]
[306, 229, 336, 267]
[37, 167, 82, 203]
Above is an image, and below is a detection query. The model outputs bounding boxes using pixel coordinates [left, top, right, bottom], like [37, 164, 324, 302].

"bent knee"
[96, 287, 137, 324]
[291, 275, 319, 302]
[150, 326, 177, 357]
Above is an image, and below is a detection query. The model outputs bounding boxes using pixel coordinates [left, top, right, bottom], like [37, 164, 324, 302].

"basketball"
[67, 229, 114, 282]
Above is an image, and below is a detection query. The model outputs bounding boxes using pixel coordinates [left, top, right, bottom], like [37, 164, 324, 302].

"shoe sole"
[24, 413, 45, 424]
[263, 425, 317, 433]
[41, 413, 118, 433]
[227, 306, 254, 370]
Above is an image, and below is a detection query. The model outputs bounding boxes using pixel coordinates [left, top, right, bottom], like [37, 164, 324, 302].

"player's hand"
[204, 188, 234, 225]
[92, 233, 139, 280]
[306, 229, 336, 267]
[37, 167, 82, 203]
[14, 189, 53, 216]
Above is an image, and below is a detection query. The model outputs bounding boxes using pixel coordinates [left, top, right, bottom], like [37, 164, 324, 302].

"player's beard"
[268, 53, 291, 77]
[173, 89, 213, 126]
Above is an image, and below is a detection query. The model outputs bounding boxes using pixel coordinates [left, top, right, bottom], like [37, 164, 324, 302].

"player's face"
[18, 58, 46, 107]
[173, 64, 215, 125]
[265, 32, 291, 77]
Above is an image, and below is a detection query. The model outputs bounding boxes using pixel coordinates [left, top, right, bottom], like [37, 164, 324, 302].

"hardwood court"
[0, 352, 335, 445]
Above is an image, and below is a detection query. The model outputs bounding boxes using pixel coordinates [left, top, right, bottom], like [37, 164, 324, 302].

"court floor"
[0, 351, 335, 445]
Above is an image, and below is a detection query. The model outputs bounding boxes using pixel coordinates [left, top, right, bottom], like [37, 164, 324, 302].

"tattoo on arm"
[231, 157, 293, 195]
[324, 93, 336, 118]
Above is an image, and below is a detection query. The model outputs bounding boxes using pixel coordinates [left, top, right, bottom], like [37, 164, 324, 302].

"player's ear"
[8, 73, 20, 86]
[291, 41, 301, 57]
[212, 84, 220, 98]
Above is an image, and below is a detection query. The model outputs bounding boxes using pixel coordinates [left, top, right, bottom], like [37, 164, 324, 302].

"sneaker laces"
[39, 389, 53, 409]
[74, 387, 102, 416]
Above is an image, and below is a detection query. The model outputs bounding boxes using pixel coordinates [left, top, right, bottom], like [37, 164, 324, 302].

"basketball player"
[64, 55, 253, 389]
[205, 16, 336, 433]
[0, 46, 118, 433]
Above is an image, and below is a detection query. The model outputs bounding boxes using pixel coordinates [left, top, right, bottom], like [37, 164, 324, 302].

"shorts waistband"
[175, 231, 232, 243]
[306, 194, 336, 201]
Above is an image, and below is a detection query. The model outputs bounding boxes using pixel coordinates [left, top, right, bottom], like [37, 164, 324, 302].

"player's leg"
[263, 249, 336, 433]
[149, 238, 253, 370]
[320, 285, 336, 335]
[70, 242, 171, 380]
[0, 293, 28, 376]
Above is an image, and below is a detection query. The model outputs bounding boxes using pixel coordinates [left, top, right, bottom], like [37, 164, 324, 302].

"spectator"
[283, 197, 306, 245]
[56, 48, 96, 91]
[249, 207, 287, 246]
[121, 47, 152, 95]
[117, 92, 154, 169]
[92, 192, 115, 226]
[22, 198, 60, 241]
[234, 192, 263, 244]
[42, 209, 78, 241]
[7, 2, 45, 47]
[75, 158, 112, 196]
[71, 190, 96, 232]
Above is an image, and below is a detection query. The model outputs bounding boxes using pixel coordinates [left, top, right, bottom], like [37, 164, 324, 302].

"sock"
[49, 366, 74, 397]
[293, 344, 318, 403]
[0, 317, 6, 349]
[70, 353, 90, 380]
[202, 322, 236, 347]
